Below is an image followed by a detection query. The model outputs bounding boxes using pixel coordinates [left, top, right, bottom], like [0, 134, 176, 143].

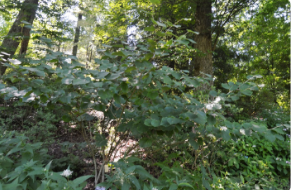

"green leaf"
[187, 29, 199, 34]
[157, 31, 165, 36]
[90, 71, 109, 79]
[202, 178, 211, 190]
[144, 26, 155, 32]
[149, 0, 160, 4]
[40, 95, 48, 103]
[8, 59, 21, 65]
[95, 134, 107, 147]
[102, 44, 112, 48]
[112, 51, 126, 57]
[147, 90, 158, 99]
[106, 72, 123, 80]
[121, 82, 128, 92]
[186, 78, 199, 88]
[129, 175, 141, 189]
[172, 24, 181, 28]
[200, 165, 207, 176]
[240, 175, 244, 183]
[98, 90, 113, 99]
[143, 184, 150, 190]
[178, 182, 194, 189]
[222, 130, 230, 141]
[45, 160, 53, 171]
[228, 158, 234, 166]
[189, 139, 199, 150]
[275, 134, 284, 141]
[122, 181, 131, 190]
[176, 39, 190, 46]
[163, 76, 172, 84]
[247, 75, 262, 80]
[73, 79, 90, 85]
[230, 95, 240, 101]
[62, 115, 71, 122]
[241, 89, 253, 96]
[151, 119, 160, 127]
[271, 127, 286, 135]
[164, 39, 173, 47]
[144, 53, 154, 60]
[209, 90, 217, 97]
[125, 66, 136, 73]
[31, 79, 44, 85]
[252, 123, 267, 133]
[21, 21, 31, 25]
[171, 72, 181, 79]
[77, 113, 95, 121]
[4, 177, 22, 190]
[239, 83, 250, 91]
[160, 117, 170, 126]
[6, 146, 21, 156]
[221, 83, 230, 90]
[25, 68, 45, 77]
[72, 175, 93, 187]
[167, 118, 182, 125]
[47, 102, 55, 110]
[156, 21, 166, 28]
[144, 119, 152, 126]
[169, 183, 178, 190]
[229, 82, 238, 91]
[139, 138, 152, 148]
[194, 111, 207, 125]
[91, 82, 103, 88]
[206, 115, 216, 126]
[114, 94, 122, 104]
[62, 78, 73, 85]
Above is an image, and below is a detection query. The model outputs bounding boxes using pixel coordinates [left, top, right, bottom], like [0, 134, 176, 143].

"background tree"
[215, 0, 290, 114]
[72, 13, 82, 56]
[0, 0, 39, 75]
[143, 0, 256, 77]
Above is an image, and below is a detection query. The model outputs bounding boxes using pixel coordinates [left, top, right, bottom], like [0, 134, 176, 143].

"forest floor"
[47, 123, 139, 190]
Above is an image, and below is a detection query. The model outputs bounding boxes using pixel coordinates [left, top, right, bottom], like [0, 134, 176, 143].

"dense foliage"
[0, 0, 290, 189]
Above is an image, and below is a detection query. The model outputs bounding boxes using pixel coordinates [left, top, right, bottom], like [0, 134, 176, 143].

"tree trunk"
[191, 0, 212, 78]
[72, 13, 82, 56]
[0, 0, 39, 76]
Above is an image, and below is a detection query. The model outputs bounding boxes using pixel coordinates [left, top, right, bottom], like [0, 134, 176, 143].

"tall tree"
[0, 0, 39, 75]
[72, 13, 82, 57]
[191, 0, 212, 77]
[149, 0, 256, 77]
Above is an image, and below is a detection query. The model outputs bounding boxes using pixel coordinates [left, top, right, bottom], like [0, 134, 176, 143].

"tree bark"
[191, 0, 213, 77]
[0, 0, 39, 76]
[72, 13, 82, 57]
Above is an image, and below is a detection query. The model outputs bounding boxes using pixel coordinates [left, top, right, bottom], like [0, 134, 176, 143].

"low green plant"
[258, 107, 290, 128]
[213, 132, 290, 189]
[0, 131, 92, 190]
[96, 157, 160, 190]
[0, 105, 60, 144]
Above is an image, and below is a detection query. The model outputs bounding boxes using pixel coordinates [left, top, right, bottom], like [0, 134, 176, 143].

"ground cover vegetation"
[0, 0, 290, 189]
